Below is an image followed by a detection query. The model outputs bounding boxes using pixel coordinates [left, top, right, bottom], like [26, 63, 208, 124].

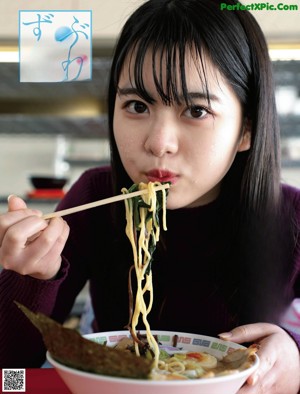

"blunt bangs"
[115, 18, 211, 106]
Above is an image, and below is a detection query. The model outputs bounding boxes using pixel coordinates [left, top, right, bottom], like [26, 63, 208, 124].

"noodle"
[122, 181, 168, 367]
[114, 334, 259, 380]
[119, 183, 257, 380]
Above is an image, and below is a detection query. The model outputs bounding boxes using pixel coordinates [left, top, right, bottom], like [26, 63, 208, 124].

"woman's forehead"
[118, 47, 225, 97]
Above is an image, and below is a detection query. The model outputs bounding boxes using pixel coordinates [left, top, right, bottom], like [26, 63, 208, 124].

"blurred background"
[0, 0, 299, 324]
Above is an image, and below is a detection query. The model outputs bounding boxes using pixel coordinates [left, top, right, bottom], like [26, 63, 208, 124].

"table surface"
[1, 368, 71, 393]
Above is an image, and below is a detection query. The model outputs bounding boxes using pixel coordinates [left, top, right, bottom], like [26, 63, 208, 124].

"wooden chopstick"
[42, 183, 170, 220]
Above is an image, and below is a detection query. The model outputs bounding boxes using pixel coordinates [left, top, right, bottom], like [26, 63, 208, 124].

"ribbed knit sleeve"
[0, 258, 69, 367]
[291, 184, 300, 309]
[281, 184, 300, 351]
[288, 330, 300, 349]
[0, 166, 114, 368]
[291, 184, 300, 279]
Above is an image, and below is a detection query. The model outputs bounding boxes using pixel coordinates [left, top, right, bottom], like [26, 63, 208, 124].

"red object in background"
[27, 189, 66, 199]
[0, 368, 71, 393]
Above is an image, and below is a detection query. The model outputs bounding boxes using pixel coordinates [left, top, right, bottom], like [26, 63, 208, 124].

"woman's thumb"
[7, 194, 28, 211]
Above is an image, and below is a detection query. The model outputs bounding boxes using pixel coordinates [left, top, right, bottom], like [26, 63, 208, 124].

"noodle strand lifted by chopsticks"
[122, 182, 168, 367]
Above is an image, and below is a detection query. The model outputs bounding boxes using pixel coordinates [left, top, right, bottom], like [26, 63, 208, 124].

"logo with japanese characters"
[19, 10, 92, 82]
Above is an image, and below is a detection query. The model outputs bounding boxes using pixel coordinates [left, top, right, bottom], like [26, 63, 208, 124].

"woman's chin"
[166, 195, 191, 210]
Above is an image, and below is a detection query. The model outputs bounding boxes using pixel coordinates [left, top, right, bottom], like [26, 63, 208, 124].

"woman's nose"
[144, 120, 178, 157]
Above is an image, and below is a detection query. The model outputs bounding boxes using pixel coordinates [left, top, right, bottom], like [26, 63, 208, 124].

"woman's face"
[113, 50, 250, 209]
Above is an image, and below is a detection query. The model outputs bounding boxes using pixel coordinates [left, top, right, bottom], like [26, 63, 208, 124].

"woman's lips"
[146, 169, 178, 184]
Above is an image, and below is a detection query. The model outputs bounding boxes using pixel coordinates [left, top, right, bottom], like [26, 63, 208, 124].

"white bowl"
[46, 330, 259, 394]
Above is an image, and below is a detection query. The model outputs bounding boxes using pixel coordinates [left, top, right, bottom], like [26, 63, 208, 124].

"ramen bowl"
[46, 330, 259, 394]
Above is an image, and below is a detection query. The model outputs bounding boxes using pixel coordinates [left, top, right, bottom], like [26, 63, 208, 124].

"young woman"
[0, 0, 299, 392]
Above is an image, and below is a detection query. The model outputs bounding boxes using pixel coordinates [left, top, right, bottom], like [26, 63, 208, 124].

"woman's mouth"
[146, 169, 179, 184]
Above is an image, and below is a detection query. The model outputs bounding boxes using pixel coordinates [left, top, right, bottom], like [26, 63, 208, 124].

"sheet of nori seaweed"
[15, 302, 153, 379]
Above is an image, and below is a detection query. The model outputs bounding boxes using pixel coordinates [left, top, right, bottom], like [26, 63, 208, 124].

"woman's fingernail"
[250, 374, 258, 385]
[218, 332, 233, 339]
[7, 194, 15, 202]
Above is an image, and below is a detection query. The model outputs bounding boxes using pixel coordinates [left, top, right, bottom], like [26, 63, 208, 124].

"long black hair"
[107, 0, 297, 324]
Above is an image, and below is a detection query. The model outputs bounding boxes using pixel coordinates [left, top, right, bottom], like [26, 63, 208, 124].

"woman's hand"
[220, 323, 300, 394]
[0, 195, 70, 280]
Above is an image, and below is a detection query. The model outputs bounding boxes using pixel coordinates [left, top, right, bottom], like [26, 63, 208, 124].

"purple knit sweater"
[1, 166, 300, 367]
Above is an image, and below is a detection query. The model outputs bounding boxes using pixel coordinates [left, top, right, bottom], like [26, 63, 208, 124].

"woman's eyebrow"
[117, 86, 156, 104]
[117, 87, 141, 96]
[185, 92, 221, 103]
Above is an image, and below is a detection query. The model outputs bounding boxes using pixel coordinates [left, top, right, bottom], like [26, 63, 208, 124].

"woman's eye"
[126, 101, 148, 114]
[185, 106, 208, 119]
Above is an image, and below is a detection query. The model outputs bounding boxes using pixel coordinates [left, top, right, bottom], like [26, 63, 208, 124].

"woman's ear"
[237, 118, 251, 152]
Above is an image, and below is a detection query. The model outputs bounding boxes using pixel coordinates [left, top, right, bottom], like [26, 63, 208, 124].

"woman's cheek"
[117, 138, 136, 162]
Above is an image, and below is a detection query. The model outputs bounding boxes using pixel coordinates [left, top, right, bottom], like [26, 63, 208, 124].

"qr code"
[2, 369, 26, 392]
